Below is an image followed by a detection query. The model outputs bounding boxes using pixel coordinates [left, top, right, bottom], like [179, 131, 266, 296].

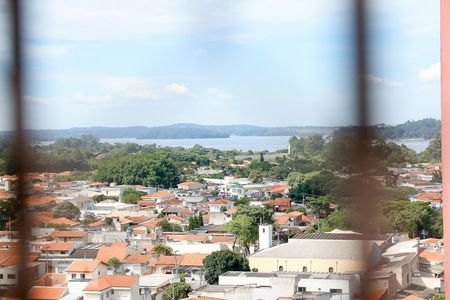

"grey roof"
[250, 239, 376, 260]
[68, 249, 99, 259]
[69, 196, 93, 204]
[291, 232, 388, 241]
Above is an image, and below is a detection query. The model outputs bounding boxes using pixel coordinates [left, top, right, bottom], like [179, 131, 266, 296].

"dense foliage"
[379, 118, 441, 140]
[158, 219, 183, 232]
[52, 202, 81, 220]
[122, 188, 146, 204]
[162, 282, 192, 300]
[153, 244, 173, 256]
[0, 199, 16, 229]
[203, 250, 250, 284]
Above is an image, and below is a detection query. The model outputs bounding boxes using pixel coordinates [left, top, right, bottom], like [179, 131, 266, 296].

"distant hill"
[0, 119, 439, 141]
[378, 118, 441, 140]
[0, 124, 334, 141]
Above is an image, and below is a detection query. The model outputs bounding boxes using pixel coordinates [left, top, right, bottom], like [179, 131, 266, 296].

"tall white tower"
[259, 224, 273, 251]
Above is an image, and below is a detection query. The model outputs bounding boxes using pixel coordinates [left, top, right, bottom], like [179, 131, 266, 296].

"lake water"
[100, 136, 292, 152]
[97, 136, 431, 153]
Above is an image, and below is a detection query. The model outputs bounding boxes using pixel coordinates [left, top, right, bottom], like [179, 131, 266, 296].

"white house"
[83, 275, 141, 300]
[208, 199, 234, 213]
[66, 260, 108, 282]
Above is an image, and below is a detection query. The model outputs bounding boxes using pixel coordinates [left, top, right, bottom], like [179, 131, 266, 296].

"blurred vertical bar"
[441, 0, 450, 294]
[9, 0, 31, 298]
[353, 0, 376, 294]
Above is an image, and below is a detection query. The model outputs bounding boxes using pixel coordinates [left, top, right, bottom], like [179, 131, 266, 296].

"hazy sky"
[0, 0, 441, 130]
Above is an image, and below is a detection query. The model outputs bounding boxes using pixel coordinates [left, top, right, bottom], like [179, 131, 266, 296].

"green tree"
[270, 192, 284, 199]
[203, 250, 250, 284]
[0, 199, 16, 229]
[193, 215, 200, 228]
[188, 216, 195, 231]
[122, 188, 145, 204]
[430, 210, 443, 238]
[234, 197, 251, 206]
[82, 213, 96, 225]
[420, 133, 441, 162]
[153, 244, 173, 256]
[318, 210, 355, 233]
[235, 205, 274, 225]
[432, 293, 445, 300]
[162, 282, 192, 300]
[93, 194, 107, 203]
[289, 171, 338, 201]
[106, 257, 121, 273]
[380, 201, 433, 236]
[95, 153, 181, 188]
[158, 219, 183, 232]
[225, 215, 258, 253]
[52, 202, 81, 220]
[432, 169, 442, 183]
[305, 196, 334, 217]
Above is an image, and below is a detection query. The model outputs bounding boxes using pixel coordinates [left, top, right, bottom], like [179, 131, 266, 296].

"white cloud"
[366, 74, 404, 88]
[208, 88, 232, 100]
[418, 63, 440, 82]
[164, 84, 189, 95]
[26, 45, 69, 58]
[71, 92, 115, 105]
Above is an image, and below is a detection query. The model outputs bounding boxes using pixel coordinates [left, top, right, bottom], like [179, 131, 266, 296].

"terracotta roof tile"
[208, 199, 233, 205]
[96, 246, 128, 263]
[27, 287, 66, 300]
[66, 260, 106, 272]
[84, 275, 138, 292]
[123, 254, 153, 264]
[50, 231, 87, 239]
[419, 250, 444, 262]
[42, 242, 74, 252]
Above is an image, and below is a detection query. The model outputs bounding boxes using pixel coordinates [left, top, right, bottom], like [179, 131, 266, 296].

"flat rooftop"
[220, 271, 357, 281]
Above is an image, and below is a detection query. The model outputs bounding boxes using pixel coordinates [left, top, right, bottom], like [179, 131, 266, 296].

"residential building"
[139, 274, 179, 300]
[249, 233, 382, 273]
[208, 199, 234, 213]
[66, 260, 108, 282]
[83, 275, 140, 300]
[265, 198, 292, 212]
